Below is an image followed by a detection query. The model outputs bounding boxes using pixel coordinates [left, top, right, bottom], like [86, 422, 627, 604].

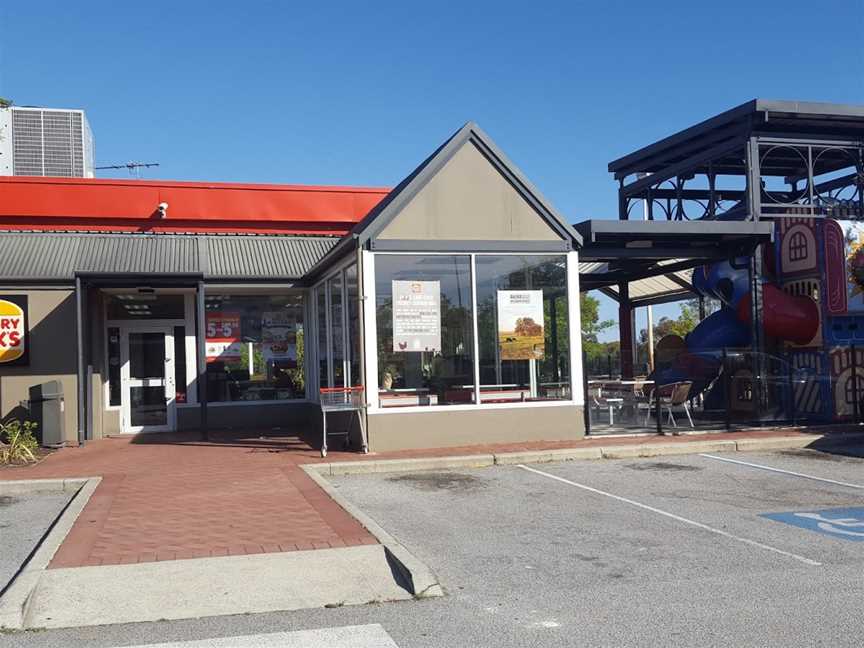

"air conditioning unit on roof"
[0, 105, 95, 178]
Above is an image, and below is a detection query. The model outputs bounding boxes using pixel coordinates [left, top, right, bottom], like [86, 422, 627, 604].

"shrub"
[0, 420, 39, 465]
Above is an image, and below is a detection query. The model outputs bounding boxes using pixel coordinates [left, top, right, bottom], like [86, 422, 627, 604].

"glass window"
[107, 327, 121, 406]
[174, 326, 187, 403]
[317, 287, 328, 389]
[346, 265, 361, 387]
[475, 255, 570, 402]
[329, 274, 345, 388]
[204, 293, 305, 402]
[106, 294, 185, 319]
[375, 255, 474, 407]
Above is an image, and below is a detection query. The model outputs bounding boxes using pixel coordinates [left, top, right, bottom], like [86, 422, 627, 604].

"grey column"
[75, 276, 86, 446]
[196, 281, 208, 440]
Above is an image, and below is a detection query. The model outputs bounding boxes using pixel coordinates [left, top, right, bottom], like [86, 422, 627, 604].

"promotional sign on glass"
[205, 311, 242, 362]
[497, 290, 545, 360]
[392, 280, 441, 352]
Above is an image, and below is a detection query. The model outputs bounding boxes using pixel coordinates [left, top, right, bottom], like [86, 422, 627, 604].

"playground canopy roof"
[576, 219, 774, 306]
[608, 99, 864, 180]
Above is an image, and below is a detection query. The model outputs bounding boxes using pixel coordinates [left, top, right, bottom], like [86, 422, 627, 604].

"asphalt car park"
[7, 442, 864, 648]
[324, 444, 864, 647]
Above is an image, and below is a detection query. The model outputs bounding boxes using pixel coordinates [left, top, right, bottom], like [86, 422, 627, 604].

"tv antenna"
[95, 161, 160, 178]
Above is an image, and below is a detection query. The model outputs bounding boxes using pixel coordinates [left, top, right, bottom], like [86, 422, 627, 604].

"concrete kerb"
[301, 465, 444, 599]
[734, 435, 822, 452]
[0, 476, 101, 630]
[324, 454, 496, 477]
[316, 434, 828, 474]
[0, 477, 90, 496]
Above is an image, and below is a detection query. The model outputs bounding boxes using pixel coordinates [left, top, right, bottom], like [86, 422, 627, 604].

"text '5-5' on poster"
[497, 290, 544, 360]
[392, 280, 441, 352]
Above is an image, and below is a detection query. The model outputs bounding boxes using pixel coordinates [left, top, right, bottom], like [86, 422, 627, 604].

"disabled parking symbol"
[762, 507, 864, 541]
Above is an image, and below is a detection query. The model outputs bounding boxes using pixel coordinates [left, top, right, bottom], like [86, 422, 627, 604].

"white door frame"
[120, 324, 176, 434]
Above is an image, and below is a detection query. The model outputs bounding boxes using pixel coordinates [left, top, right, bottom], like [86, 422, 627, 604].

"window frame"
[364, 250, 582, 414]
[193, 288, 309, 407]
[311, 257, 360, 399]
[789, 230, 808, 262]
[103, 290, 197, 412]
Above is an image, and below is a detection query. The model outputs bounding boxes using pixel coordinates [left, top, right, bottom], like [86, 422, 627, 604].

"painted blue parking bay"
[762, 507, 864, 541]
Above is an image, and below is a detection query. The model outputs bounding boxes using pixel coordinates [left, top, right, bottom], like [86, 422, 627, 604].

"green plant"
[0, 420, 38, 465]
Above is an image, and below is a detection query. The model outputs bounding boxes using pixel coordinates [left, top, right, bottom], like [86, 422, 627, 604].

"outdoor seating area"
[589, 378, 699, 434]
[588, 377, 716, 434]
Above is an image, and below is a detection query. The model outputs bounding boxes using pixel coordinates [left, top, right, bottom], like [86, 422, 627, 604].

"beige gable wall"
[377, 141, 563, 241]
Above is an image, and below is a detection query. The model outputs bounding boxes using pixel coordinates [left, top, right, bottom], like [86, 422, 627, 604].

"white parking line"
[116, 624, 399, 648]
[700, 454, 864, 490]
[517, 464, 822, 567]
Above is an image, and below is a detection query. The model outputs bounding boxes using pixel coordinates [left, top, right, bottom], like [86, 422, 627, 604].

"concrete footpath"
[24, 546, 412, 629]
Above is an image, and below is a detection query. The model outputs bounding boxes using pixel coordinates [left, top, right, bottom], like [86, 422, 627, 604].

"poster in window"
[0, 295, 28, 366]
[497, 290, 545, 360]
[392, 280, 441, 352]
[262, 310, 296, 361]
[206, 311, 242, 362]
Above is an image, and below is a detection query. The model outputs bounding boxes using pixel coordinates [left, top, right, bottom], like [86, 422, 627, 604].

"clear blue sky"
[2, 0, 863, 337]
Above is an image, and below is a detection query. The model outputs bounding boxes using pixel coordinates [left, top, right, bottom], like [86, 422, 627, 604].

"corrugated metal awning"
[0, 232, 339, 282]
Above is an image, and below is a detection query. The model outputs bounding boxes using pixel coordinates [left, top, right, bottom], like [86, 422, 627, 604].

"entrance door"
[120, 326, 176, 433]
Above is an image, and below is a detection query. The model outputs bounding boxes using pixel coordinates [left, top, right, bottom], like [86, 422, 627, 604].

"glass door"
[120, 326, 176, 433]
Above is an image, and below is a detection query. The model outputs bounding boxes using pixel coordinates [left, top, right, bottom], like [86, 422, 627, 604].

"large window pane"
[205, 293, 305, 402]
[346, 264, 362, 387]
[317, 287, 328, 389]
[329, 274, 345, 388]
[375, 255, 474, 407]
[476, 255, 570, 402]
[107, 327, 121, 406]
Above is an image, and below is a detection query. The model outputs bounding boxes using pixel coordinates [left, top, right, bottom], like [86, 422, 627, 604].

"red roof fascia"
[0, 177, 390, 235]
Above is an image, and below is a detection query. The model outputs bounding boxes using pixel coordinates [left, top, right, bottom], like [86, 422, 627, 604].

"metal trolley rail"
[319, 386, 368, 457]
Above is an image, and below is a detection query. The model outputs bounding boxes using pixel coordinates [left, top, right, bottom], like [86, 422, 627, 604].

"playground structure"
[580, 100, 864, 432]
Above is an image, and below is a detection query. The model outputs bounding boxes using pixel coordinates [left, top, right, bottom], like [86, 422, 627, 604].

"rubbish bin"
[28, 381, 65, 447]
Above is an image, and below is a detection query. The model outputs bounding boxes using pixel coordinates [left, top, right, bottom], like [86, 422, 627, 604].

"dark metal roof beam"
[608, 100, 757, 175]
[630, 290, 695, 308]
[610, 125, 748, 179]
[619, 138, 748, 200]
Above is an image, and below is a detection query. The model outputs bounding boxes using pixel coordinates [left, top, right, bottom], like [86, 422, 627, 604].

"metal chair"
[643, 381, 694, 430]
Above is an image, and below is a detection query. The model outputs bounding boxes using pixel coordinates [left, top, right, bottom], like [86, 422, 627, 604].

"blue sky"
[2, 0, 863, 338]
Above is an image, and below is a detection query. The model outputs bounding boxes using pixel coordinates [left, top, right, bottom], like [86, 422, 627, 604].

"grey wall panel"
[367, 405, 585, 452]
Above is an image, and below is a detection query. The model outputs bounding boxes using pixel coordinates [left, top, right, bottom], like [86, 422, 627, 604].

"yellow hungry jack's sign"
[0, 298, 27, 364]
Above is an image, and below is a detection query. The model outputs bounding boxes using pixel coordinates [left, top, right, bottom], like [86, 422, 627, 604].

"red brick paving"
[0, 426, 835, 569]
[0, 431, 376, 568]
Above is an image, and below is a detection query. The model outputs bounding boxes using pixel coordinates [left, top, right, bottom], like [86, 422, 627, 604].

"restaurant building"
[0, 123, 587, 451]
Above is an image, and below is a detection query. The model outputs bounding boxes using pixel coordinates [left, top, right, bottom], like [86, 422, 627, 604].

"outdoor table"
[604, 397, 624, 425]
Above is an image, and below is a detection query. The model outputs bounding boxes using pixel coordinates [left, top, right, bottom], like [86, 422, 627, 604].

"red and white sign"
[206, 312, 242, 362]
[0, 298, 26, 364]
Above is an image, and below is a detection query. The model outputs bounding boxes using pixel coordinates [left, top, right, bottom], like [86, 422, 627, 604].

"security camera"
[157, 202, 168, 217]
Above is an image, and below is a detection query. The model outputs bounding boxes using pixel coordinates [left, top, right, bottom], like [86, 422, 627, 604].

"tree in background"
[636, 298, 720, 367]
[580, 293, 614, 343]
[581, 293, 618, 376]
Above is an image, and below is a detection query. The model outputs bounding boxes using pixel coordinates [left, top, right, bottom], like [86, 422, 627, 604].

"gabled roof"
[349, 122, 582, 247]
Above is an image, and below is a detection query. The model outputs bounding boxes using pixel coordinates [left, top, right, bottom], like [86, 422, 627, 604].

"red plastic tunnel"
[736, 284, 819, 345]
